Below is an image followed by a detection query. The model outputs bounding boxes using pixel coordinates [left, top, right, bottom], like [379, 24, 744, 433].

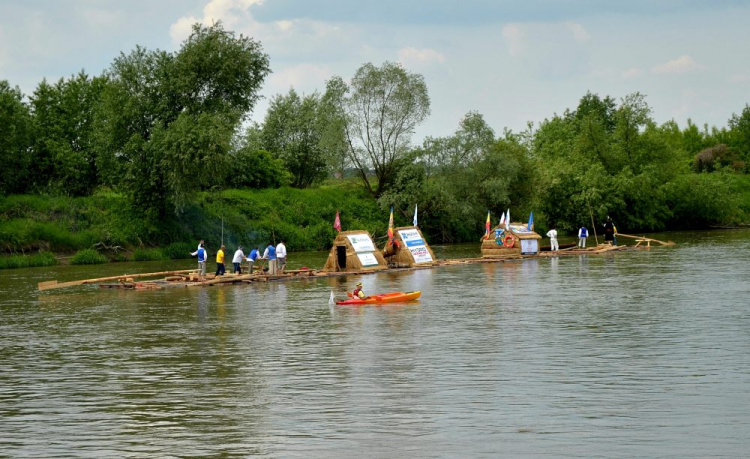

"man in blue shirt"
[263, 243, 277, 275]
[246, 246, 260, 274]
[194, 243, 207, 279]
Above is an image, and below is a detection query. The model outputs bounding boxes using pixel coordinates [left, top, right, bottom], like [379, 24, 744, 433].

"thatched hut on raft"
[382, 226, 437, 268]
[481, 223, 542, 258]
[322, 230, 388, 272]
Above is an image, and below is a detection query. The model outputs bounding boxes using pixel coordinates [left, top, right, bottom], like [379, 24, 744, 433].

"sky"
[1, 0, 749, 141]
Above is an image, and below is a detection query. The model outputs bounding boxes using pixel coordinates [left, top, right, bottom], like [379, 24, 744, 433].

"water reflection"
[2, 230, 750, 456]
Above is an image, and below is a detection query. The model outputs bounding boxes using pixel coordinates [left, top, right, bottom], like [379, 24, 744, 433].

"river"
[1, 230, 749, 457]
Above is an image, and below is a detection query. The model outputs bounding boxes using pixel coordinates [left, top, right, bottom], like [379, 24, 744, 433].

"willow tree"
[326, 62, 430, 197]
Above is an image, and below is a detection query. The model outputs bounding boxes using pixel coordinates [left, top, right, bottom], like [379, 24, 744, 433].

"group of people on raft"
[544, 217, 618, 252]
[190, 240, 287, 279]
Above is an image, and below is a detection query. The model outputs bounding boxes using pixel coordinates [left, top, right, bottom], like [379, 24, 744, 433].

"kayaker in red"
[353, 282, 366, 299]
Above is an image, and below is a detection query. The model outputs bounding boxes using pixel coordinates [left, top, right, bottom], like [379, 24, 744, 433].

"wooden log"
[616, 233, 676, 246]
[38, 269, 196, 291]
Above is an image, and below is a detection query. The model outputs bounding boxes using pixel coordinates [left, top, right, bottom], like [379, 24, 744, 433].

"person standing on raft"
[232, 246, 245, 274]
[246, 246, 260, 274]
[215, 244, 226, 276]
[263, 243, 277, 275]
[603, 217, 616, 245]
[546, 226, 559, 252]
[578, 226, 588, 248]
[194, 242, 207, 279]
[276, 240, 287, 273]
[353, 282, 366, 299]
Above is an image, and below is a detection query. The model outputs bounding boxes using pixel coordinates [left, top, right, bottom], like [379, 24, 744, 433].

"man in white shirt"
[276, 240, 287, 273]
[546, 227, 559, 252]
[232, 246, 245, 274]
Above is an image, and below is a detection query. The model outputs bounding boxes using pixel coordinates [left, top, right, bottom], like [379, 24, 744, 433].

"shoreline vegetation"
[2, 22, 749, 270]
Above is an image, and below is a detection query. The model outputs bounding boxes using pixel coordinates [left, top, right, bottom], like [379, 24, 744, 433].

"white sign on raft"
[347, 234, 376, 253]
[520, 239, 539, 255]
[356, 252, 379, 267]
[398, 229, 433, 263]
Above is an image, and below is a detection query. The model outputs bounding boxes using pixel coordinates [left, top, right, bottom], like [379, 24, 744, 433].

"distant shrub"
[70, 249, 107, 265]
[0, 251, 58, 270]
[164, 242, 193, 259]
[693, 144, 744, 173]
[133, 248, 167, 261]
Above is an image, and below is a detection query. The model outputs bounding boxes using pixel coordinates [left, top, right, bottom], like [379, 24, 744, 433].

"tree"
[94, 22, 270, 215]
[260, 89, 330, 188]
[326, 62, 430, 197]
[728, 104, 750, 171]
[0, 81, 33, 195]
[30, 72, 107, 196]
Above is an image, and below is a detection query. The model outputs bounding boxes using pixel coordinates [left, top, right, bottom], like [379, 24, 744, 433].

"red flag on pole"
[333, 210, 341, 232]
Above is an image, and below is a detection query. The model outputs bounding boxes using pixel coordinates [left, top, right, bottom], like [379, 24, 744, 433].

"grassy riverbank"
[0, 181, 390, 268]
[2, 174, 749, 270]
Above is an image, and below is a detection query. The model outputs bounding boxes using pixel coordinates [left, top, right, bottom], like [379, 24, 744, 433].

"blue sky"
[1, 0, 749, 141]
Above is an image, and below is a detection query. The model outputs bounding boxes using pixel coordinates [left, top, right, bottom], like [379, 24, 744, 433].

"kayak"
[336, 291, 421, 305]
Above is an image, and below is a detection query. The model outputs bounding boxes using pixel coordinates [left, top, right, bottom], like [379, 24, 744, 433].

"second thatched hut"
[382, 226, 437, 267]
[321, 230, 388, 272]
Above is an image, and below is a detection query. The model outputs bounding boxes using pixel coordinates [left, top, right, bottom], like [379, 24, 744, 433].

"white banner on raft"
[398, 229, 423, 247]
[408, 246, 433, 263]
[520, 239, 539, 255]
[347, 234, 376, 253]
[356, 252, 379, 267]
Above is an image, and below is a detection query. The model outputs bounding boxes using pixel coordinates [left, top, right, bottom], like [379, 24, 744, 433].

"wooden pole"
[588, 200, 599, 245]
[38, 269, 195, 291]
[615, 233, 676, 246]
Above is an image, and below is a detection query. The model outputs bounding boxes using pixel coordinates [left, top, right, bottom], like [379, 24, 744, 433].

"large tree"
[260, 89, 331, 188]
[326, 62, 430, 197]
[0, 81, 33, 195]
[30, 72, 107, 196]
[94, 22, 270, 215]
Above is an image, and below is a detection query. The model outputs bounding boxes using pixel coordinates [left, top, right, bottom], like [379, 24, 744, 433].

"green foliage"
[70, 249, 108, 265]
[0, 81, 33, 194]
[665, 173, 742, 228]
[133, 248, 167, 261]
[163, 242, 194, 260]
[93, 22, 270, 215]
[259, 89, 335, 188]
[0, 252, 57, 270]
[326, 62, 430, 197]
[227, 148, 290, 189]
[30, 72, 107, 195]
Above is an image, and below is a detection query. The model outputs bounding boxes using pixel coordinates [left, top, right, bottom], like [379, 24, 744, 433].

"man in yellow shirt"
[215, 244, 226, 276]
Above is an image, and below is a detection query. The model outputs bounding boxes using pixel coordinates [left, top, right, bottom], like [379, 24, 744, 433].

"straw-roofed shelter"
[481, 223, 542, 258]
[322, 230, 388, 272]
[382, 226, 437, 267]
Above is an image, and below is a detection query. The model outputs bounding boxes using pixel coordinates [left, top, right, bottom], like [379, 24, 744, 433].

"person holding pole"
[246, 246, 260, 274]
[546, 226, 559, 252]
[276, 240, 287, 273]
[263, 243, 277, 275]
[232, 246, 245, 274]
[215, 245, 226, 276]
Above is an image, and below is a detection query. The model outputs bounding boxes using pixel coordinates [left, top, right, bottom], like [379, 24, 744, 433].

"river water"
[1, 230, 749, 457]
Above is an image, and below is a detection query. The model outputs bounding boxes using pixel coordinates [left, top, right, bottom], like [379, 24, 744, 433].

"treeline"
[1, 21, 749, 259]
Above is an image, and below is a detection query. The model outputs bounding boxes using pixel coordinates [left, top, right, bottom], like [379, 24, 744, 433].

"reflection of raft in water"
[37, 235, 675, 292]
[336, 291, 421, 305]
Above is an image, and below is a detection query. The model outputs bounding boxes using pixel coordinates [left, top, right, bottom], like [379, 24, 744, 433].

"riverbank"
[2, 175, 749, 270]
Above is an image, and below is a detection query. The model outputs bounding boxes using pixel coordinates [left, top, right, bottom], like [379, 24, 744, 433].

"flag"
[499, 211, 506, 227]
[388, 206, 394, 241]
[485, 211, 491, 239]
[528, 211, 534, 231]
[333, 210, 341, 232]
[413, 204, 418, 227]
[506, 209, 510, 228]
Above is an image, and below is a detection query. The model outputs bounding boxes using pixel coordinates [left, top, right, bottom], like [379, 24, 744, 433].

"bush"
[133, 248, 167, 261]
[70, 249, 107, 265]
[0, 251, 58, 270]
[164, 242, 193, 259]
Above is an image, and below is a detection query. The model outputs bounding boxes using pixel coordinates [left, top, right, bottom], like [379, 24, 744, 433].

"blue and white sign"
[399, 229, 433, 263]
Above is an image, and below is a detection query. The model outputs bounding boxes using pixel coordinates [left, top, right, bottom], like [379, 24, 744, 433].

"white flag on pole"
[413, 204, 418, 227]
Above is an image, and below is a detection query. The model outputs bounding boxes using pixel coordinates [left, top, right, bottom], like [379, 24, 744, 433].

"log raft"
[37, 241, 661, 292]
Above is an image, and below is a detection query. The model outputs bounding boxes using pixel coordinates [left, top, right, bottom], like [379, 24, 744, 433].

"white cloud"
[565, 22, 590, 42]
[398, 47, 446, 66]
[652, 55, 704, 74]
[268, 63, 332, 93]
[729, 74, 749, 83]
[622, 67, 644, 80]
[170, 0, 261, 44]
[501, 24, 526, 57]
